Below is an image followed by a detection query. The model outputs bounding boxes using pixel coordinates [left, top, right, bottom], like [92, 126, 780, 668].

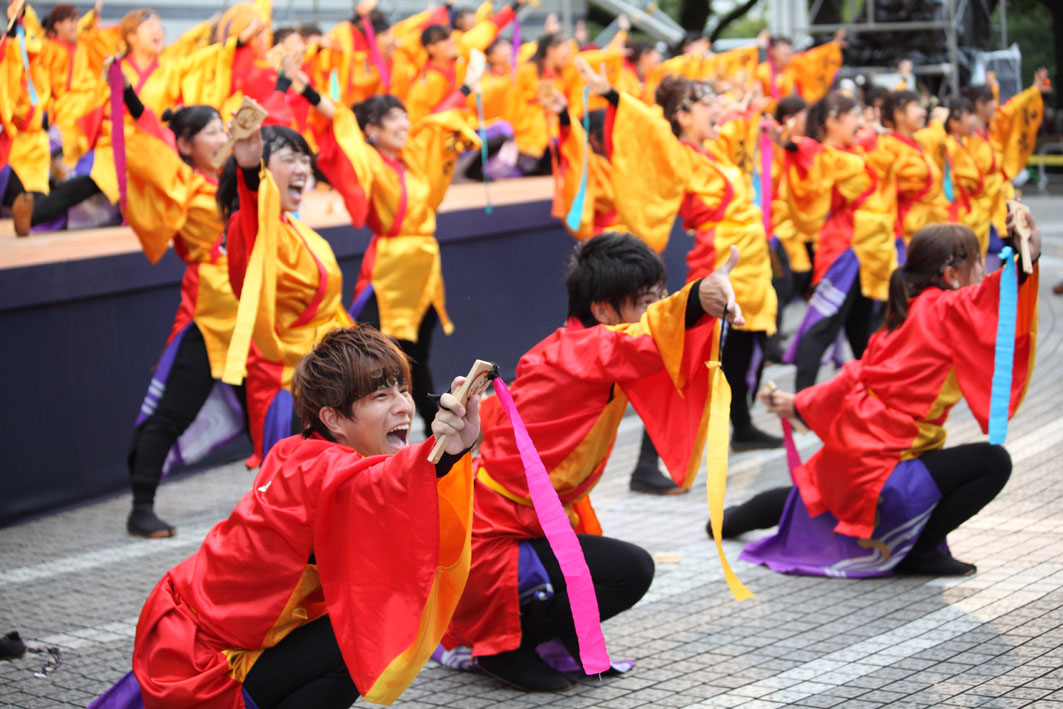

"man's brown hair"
[291, 326, 411, 440]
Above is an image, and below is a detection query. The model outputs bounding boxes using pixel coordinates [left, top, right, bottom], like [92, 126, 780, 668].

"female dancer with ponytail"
[715, 218, 1041, 577]
[118, 78, 238, 538]
[781, 91, 896, 390]
[576, 59, 780, 449]
[307, 71, 479, 435]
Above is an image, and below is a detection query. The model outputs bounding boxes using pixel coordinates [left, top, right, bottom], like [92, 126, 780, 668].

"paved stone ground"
[2, 197, 1063, 708]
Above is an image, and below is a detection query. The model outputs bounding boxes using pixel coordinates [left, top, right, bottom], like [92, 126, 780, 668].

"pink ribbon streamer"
[511, 15, 520, 80]
[108, 62, 127, 212]
[362, 16, 391, 92]
[491, 379, 611, 674]
[758, 131, 773, 239]
[781, 418, 801, 483]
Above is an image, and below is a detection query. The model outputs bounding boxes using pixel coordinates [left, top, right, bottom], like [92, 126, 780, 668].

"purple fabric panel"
[86, 670, 144, 709]
[134, 324, 191, 427]
[261, 388, 295, 460]
[0, 165, 12, 205]
[348, 283, 375, 320]
[740, 458, 942, 578]
[895, 236, 907, 267]
[782, 249, 860, 364]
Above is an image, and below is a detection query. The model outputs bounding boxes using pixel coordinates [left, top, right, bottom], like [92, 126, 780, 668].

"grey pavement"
[2, 199, 1063, 708]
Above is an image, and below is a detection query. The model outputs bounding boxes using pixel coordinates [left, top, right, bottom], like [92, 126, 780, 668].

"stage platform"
[0, 176, 692, 525]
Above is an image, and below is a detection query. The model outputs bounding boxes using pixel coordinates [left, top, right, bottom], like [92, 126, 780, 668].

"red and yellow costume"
[916, 120, 985, 242]
[606, 92, 777, 334]
[755, 41, 842, 110]
[785, 137, 896, 301]
[444, 283, 725, 655]
[222, 168, 353, 463]
[133, 434, 474, 707]
[872, 131, 948, 244]
[967, 86, 1043, 255]
[1, 6, 52, 195]
[554, 108, 627, 243]
[121, 108, 236, 377]
[313, 104, 478, 343]
[793, 263, 1038, 539]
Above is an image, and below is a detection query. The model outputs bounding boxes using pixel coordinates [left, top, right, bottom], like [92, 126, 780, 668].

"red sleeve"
[226, 169, 260, 298]
[490, 6, 515, 29]
[794, 358, 864, 436]
[231, 45, 278, 103]
[433, 89, 469, 113]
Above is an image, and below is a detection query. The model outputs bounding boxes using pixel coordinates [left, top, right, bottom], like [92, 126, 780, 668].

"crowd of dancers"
[1, 0, 1053, 706]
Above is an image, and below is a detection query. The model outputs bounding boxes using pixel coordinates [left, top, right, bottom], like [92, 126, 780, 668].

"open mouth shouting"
[385, 422, 410, 451]
[286, 176, 306, 207]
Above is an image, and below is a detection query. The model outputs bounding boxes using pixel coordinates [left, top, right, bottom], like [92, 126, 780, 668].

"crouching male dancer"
[442, 233, 745, 691]
[98, 327, 480, 708]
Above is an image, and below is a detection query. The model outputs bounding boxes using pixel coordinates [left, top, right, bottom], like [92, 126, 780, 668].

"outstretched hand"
[232, 125, 263, 168]
[573, 55, 611, 96]
[464, 48, 486, 91]
[432, 376, 482, 455]
[757, 385, 796, 419]
[698, 245, 745, 326]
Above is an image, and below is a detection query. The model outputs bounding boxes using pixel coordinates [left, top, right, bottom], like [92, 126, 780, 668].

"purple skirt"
[740, 459, 942, 578]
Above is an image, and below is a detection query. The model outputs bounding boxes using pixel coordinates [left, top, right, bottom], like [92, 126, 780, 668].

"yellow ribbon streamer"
[704, 358, 754, 601]
[222, 165, 279, 385]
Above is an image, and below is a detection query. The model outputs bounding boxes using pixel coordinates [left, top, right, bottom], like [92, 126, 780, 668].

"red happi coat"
[793, 264, 1039, 539]
[132, 435, 473, 707]
[444, 282, 725, 656]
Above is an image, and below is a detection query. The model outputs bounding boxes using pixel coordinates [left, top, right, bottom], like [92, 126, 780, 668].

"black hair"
[806, 91, 857, 142]
[881, 90, 921, 129]
[366, 9, 390, 34]
[485, 36, 508, 58]
[353, 94, 407, 131]
[627, 39, 658, 64]
[944, 95, 973, 131]
[774, 95, 808, 123]
[769, 35, 793, 48]
[531, 32, 564, 73]
[586, 108, 605, 144]
[451, 6, 476, 29]
[216, 125, 312, 221]
[962, 84, 995, 106]
[298, 23, 324, 39]
[420, 23, 449, 48]
[43, 4, 78, 34]
[566, 232, 668, 327]
[673, 30, 705, 55]
[160, 105, 222, 167]
[272, 26, 297, 47]
[862, 84, 888, 109]
[885, 224, 980, 331]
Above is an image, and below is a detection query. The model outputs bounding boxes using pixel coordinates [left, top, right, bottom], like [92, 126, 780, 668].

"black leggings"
[2, 172, 102, 225]
[722, 443, 1012, 550]
[721, 328, 765, 431]
[243, 615, 359, 709]
[128, 325, 216, 507]
[357, 294, 439, 431]
[794, 278, 878, 391]
[519, 535, 655, 652]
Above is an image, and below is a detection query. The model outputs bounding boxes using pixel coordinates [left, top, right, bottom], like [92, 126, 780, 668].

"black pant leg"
[2, 170, 25, 207]
[916, 443, 1012, 550]
[398, 308, 439, 431]
[722, 486, 793, 537]
[128, 325, 216, 506]
[521, 535, 655, 649]
[843, 291, 875, 359]
[243, 615, 359, 709]
[794, 279, 862, 392]
[721, 328, 758, 430]
[30, 176, 102, 224]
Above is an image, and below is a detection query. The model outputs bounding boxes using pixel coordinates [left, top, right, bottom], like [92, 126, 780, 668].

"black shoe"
[0, 631, 27, 660]
[731, 425, 783, 451]
[629, 464, 687, 496]
[895, 548, 976, 577]
[477, 646, 578, 692]
[127, 504, 177, 539]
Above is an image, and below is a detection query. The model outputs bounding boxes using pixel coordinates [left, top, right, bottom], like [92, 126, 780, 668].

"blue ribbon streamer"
[564, 87, 590, 233]
[475, 90, 492, 214]
[16, 25, 39, 107]
[988, 245, 1017, 444]
[328, 69, 340, 101]
[943, 161, 955, 203]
